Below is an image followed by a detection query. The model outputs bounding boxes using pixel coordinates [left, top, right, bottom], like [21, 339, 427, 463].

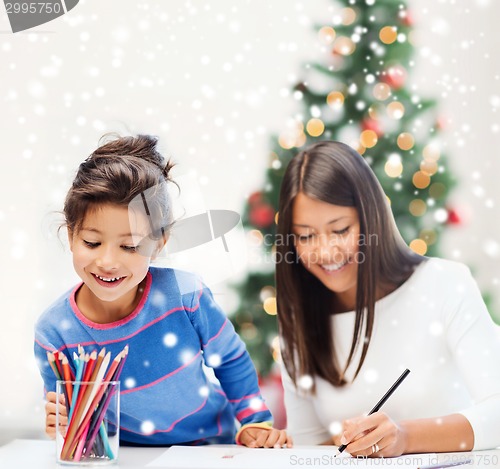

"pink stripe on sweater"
[236, 404, 269, 422]
[120, 397, 208, 435]
[36, 283, 206, 353]
[228, 391, 261, 404]
[202, 319, 228, 348]
[121, 351, 201, 395]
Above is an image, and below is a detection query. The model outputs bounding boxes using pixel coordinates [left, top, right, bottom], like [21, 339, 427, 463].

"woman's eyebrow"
[292, 216, 348, 228]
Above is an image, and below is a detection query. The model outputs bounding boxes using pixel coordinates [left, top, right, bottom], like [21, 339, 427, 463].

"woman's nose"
[317, 234, 341, 260]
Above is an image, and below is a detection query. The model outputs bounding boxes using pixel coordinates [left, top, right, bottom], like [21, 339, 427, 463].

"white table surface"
[0, 439, 498, 469]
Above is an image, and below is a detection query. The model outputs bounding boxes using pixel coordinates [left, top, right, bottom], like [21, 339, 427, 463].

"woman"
[276, 141, 500, 457]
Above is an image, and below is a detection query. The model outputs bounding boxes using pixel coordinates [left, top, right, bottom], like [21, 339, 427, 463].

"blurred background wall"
[0, 0, 499, 440]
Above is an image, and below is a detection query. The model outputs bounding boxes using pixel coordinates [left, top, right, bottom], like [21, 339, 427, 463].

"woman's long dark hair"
[276, 141, 424, 390]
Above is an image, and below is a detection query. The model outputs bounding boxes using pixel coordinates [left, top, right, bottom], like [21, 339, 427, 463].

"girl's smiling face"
[69, 203, 163, 322]
[292, 192, 361, 310]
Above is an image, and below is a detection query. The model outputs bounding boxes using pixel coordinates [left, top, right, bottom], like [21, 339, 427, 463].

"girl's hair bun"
[92, 133, 174, 181]
[64, 133, 175, 235]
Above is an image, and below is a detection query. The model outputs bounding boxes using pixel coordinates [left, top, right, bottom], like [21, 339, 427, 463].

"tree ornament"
[400, 10, 414, 27]
[249, 204, 275, 228]
[446, 207, 462, 225]
[361, 118, 382, 136]
[382, 64, 407, 89]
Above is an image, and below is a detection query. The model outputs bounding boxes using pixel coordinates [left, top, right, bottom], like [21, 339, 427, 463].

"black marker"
[336, 368, 411, 456]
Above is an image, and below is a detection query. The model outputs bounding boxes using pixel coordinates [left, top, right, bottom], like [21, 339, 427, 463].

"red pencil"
[53, 351, 65, 380]
[46, 352, 61, 379]
[61, 355, 73, 403]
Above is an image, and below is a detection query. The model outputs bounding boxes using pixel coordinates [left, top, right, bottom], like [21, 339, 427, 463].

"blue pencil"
[67, 351, 86, 424]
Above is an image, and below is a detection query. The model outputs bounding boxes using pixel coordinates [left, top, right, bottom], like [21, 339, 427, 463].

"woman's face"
[292, 192, 361, 310]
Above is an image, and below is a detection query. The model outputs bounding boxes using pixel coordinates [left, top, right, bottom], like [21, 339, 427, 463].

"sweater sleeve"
[186, 282, 273, 426]
[34, 323, 64, 394]
[280, 362, 331, 444]
[444, 264, 500, 450]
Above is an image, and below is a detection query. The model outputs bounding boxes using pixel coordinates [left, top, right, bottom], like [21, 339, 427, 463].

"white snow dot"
[199, 386, 209, 397]
[151, 291, 166, 306]
[355, 100, 366, 111]
[143, 360, 150, 367]
[429, 321, 443, 336]
[88, 67, 100, 77]
[28, 81, 46, 98]
[112, 27, 130, 43]
[329, 421, 343, 436]
[434, 208, 448, 223]
[249, 397, 264, 410]
[207, 354, 221, 367]
[181, 349, 195, 364]
[124, 377, 136, 389]
[60, 320, 72, 331]
[365, 74, 375, 84]
[310, 105, 321, 118]
[348, 83, 358, 95]
[363, 369, 378, 384]
[297, 374, 314, 391]
[483, 240, 499, 258]
[141, 420, 155, 434]
[163, 333, 178, 348]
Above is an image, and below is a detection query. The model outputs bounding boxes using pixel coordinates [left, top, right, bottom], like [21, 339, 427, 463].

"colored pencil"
[61, 349, 107, 459]
[47, 345, 128, 462]
[48, 345, 127, 462]
[61, 355, 73, 403]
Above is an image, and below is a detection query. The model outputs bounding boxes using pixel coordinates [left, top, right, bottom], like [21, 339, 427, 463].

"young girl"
[276, 141, 500, 456]
[35, 134, 292, 448]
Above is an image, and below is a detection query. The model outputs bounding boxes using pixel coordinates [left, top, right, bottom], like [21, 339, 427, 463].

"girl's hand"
[238, 426, 293, 448]
[45, 391, 67, 439]
[340, 412, 408, 457]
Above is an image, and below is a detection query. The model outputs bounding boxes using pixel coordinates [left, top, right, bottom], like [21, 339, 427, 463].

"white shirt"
[281, 258, 500, 450]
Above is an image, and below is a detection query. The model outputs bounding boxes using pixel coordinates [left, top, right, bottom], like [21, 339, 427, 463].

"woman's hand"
[238, 426, 293, 448]
[340, 412, 408, 457]
[45, 391, 67, 439]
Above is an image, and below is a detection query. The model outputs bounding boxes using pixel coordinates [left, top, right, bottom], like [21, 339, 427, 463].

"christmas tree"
[232, 0, 459, 376]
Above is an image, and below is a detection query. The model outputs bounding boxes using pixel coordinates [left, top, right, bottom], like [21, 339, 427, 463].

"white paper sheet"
[0, 439, 55, 469]
[145, 445, 439, 469]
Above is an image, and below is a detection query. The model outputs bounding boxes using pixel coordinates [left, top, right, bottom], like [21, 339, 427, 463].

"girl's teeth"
[97, 275, 122, 282]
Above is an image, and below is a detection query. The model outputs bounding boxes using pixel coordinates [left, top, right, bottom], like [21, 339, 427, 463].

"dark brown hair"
[276, 141, 424, 390]
[64, 134, 175, 239]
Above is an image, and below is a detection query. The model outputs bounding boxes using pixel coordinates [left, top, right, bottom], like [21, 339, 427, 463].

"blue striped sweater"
[34, 267, 272, 445]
